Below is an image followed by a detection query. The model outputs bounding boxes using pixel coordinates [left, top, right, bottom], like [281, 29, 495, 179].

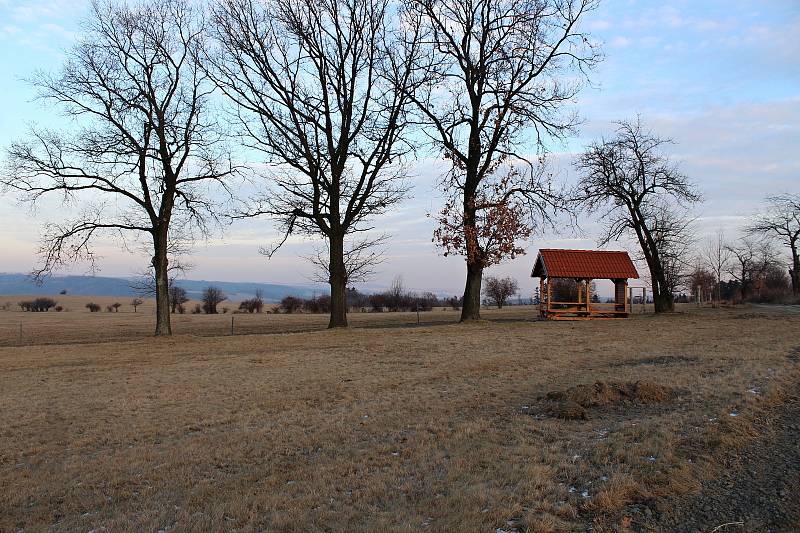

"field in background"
[1, 303, 798, 531]
[0, 295, 656, 346]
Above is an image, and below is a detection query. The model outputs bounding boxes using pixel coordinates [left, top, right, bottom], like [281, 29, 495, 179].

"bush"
[19, 298, 58, 312]
[238, 298, 265, 313]
[303, 295, 331, 313]
[279, 296, 303, 314]
[346, 288, 369, 309]
[169, 285, 189, 313]
[85, 302, 101, 312]
[444, 295, 462, 310]
[55, 306, 64, 312]
[366, 286, 439, 313]
[202, 286, 227, 314]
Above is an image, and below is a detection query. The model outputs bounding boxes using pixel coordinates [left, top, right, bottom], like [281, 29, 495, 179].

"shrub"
[279, 296, 303, 314]
[444, 295, 462, 310]
[19, 298, 58, 312]
[303, 295, 331, 313]
[55, 306, 64, 312]
[202, 286, 227, 314]
[130, 298, 143, 312]
[86, 302, 101, 312]
[238, 297, 265, 313]
[169, 285, 189, 313]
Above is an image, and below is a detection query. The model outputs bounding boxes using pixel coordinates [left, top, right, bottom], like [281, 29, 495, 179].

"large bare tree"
[208, 0, 419, 328]
[747, 193, 800, 296]
[576, 119, 701, 313]
[2, 0, 235, 336]
[403, 0, 599, 321]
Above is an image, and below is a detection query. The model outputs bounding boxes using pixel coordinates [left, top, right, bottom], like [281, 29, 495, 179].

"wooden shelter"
[531, 249, 639, 320]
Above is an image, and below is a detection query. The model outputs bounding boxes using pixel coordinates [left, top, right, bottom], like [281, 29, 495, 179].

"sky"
[0, 0, 798, 297]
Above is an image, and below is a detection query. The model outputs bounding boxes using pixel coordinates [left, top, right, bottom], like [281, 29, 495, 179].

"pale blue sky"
[1, 0, 798, 295]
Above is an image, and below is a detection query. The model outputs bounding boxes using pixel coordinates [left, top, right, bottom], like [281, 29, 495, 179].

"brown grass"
[546, 380, 671, 408]
[0, 303, 798, 532]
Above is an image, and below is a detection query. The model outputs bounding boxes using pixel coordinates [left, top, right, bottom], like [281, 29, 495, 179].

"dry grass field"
[1, 301, 798, 532]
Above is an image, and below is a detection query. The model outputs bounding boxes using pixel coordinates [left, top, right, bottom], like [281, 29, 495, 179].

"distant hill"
[0, 273, 325, 302]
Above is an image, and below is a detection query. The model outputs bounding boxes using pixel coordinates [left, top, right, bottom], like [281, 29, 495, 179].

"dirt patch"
[536, 381, 673, 420]
[634, 391, 800, 532]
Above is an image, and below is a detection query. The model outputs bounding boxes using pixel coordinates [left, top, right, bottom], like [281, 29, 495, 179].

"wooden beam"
[546, 278, 552, 319]
[539, 276, 544, 319]
[586, 279, 592, 313]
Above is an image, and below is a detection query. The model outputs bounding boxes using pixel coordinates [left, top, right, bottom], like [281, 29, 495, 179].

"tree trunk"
[461, 261, 483, 321]
[653, 289, 674, 313]
[153, 230, 172, 336]
[648, 265, 674, 313]
[791, 245, 799, 296]
[328, 234, 348, 328]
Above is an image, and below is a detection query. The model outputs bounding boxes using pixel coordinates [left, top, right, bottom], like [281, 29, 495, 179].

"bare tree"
[747, 193, 800, 296]
[1, 0, 236, 336]
[725, 238, 780, 301]
[403, 0, 599, 321]
[169, 285, 190, 313]
[700, 230, 731, 307]
[130, 298, 144, 312]
[208, 0, 419, 328]
[482, 276, 519, 308]
[202, 286, 227, 314]
[576, 119, 701, 313]
[387, 275, 406, 312]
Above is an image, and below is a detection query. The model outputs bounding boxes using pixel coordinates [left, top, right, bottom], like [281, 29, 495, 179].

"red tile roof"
[531, 249, 639, 279]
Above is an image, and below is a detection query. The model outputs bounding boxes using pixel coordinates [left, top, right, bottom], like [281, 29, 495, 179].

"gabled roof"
[531, 249, 639, 279]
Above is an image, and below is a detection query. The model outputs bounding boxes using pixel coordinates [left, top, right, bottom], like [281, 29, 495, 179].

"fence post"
[230, 315, 234, 336]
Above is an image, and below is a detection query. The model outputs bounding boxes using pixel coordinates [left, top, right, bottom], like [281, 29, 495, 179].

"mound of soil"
[547, 380, 672, 407]
[538, 381, 673, 420]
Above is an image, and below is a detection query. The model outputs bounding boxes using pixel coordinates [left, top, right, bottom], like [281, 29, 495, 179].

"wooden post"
[586, 279, 591, 313]
[539, 277, 544, 318]
[624, 280, 629, 313]
[546, 278, 552, 319]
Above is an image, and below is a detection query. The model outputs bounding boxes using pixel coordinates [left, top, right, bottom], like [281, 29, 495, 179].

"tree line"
[1, 0, 795, 335]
